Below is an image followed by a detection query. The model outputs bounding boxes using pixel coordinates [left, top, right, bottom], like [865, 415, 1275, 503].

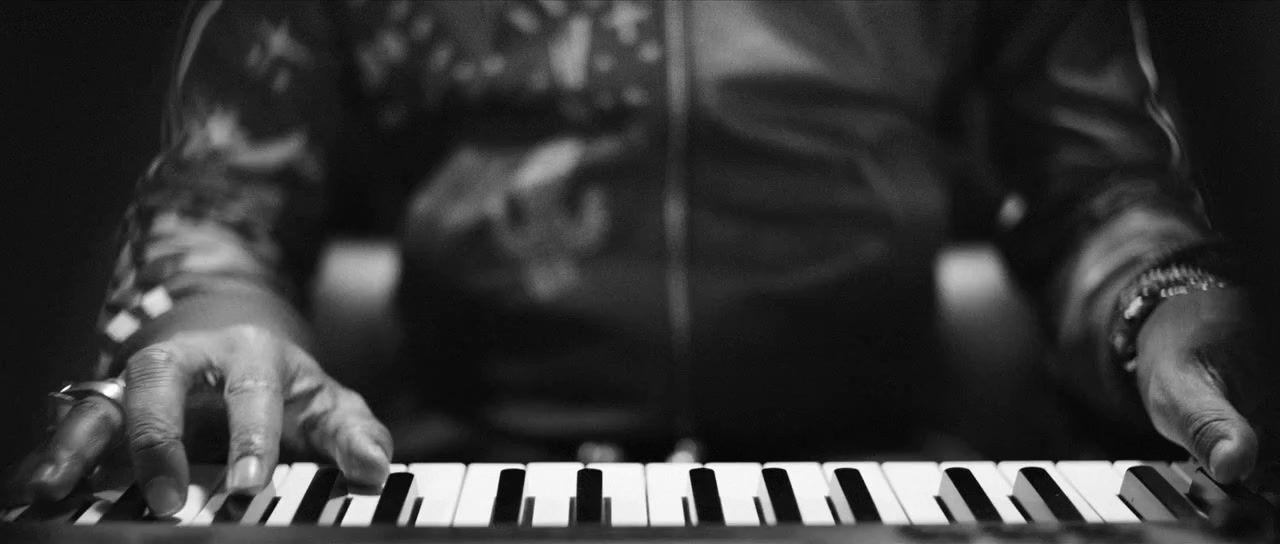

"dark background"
[0, 1, 1276, 470]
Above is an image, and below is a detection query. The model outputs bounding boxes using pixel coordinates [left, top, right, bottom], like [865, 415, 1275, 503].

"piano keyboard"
[2, 459, 1259, 529]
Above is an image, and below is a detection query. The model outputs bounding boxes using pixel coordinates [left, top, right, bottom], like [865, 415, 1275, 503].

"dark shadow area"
[1146, 0, 1280, 313]
[0, 1, 186, 468]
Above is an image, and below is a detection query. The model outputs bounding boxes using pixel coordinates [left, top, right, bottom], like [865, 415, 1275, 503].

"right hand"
[6, 325, 392, 518]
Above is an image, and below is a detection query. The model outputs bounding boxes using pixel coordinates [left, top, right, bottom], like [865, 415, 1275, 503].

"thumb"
[1140, 353, 1258, 483]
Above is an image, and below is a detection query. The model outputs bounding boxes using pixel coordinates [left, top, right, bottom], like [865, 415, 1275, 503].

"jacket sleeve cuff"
[100, 277, 313, 377]
[1045, 205, 1209, 429]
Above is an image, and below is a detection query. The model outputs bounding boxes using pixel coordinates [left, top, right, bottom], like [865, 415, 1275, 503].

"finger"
[220, 330, 285, 495]
[1140, 352, 1259, 483]
[290, 374, 391, 491]
[26, 395, 123, 501]
[323, 389, 393, 492]
[125, 342, 199, 518]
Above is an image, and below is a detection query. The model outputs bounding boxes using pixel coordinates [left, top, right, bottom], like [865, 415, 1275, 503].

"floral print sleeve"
[93, 1, 345, 378]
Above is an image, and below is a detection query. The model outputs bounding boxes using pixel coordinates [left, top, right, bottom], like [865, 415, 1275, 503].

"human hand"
[1133, 287, 1278, 490]
[7, 325, 392, 518]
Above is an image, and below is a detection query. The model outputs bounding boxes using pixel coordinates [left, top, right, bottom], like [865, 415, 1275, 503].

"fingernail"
[226, 456, 264, 492]
[339, 439, 390, 489]
[143, 476, 183, 518]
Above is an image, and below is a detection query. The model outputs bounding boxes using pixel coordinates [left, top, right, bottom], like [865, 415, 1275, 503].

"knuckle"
[228, 428, 272, 457]
[334, 387, 372, 411]
[1142, 379, 1179, 432]
[1183, 409, 1236, 455]
[126, 345, 184, 387]
[227, 324, 276, 347]
[53, 448, 91, 472]
[127, 418, 182, 454]
[129, 342, 180, 369]
[223, 377, 281, 400]
[69, 396, 122, 424]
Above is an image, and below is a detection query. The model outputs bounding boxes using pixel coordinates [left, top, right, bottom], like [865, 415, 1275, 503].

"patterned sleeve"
[93, 0, 346, 378]
[985, 2, 1211, 427]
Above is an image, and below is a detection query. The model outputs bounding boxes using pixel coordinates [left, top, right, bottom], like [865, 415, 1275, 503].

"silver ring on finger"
[47, 377, 126, 424]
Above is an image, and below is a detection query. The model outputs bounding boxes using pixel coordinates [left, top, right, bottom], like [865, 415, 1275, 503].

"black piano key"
[100, 484, 149, 522]
[370, 472, 415, 525]
[1185, 466, 1275, 518]
[760, 468, 802, 524]
[833, 468, 881, 522]
[941, 467, 1002, 523]
[689, 468, 724, 526]
[213, 493, 254, 523]
[1186, 468, 1231, 512]
[574, 468, 603, 526]
[292, 467, 341, 524]
[14, 495, 96, 523]
[1201, 470, 1278, 532]
[490, 469, 525, 526]
[1120, 465, 1200, 521]
[1210, 470, 1276, 512]
[1016, 467, 1083, 522]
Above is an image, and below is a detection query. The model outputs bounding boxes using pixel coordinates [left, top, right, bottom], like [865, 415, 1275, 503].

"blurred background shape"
[1, 0, 1275, 468]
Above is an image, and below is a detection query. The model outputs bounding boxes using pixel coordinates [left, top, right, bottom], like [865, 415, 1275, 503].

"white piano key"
[410, 463, 466, 527]
[340, 494, 380, 526]
[1170, 460, 1200, 485]
[1113, 460, 1190, 493]
[1055, 461, 1139, 522]
[73, 501, 113, 525]
[939, 461, 1025, 524]
[587, 463, 647, 527]
[317, 493, 346, 526]
[188, 489, 228, 526]
[645, 462, 700, 527]
[533, 496, 571, 527]
[524, 462, 582, 527]
[237, 463, 294, 525]
[997, 461, 1101, 522]
[73, 480, 134, 525]
[703, 463, 762, 526]
[393, 476, 419, 526]
[264, 462, 319, 526]
[452, 463, 523, 527]
[822, 462, 910, 525]
[171, 465, 226, 525]
[70, 468, 137, 525]
[880, 462, 948, 525]
[340, 464, 406, 527]
[763, 462, 835, 526]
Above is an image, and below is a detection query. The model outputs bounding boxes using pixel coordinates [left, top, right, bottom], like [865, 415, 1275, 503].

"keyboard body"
[0, 521, 1246, 544]
[3, 460, 1273, 543]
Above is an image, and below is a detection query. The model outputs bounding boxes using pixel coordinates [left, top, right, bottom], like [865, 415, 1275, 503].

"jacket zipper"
[661, 0, 696, 446]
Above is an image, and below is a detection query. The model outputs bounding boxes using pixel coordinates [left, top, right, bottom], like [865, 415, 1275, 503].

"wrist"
[106, 285, 313, 376]
[1109, 241, 1244, 372]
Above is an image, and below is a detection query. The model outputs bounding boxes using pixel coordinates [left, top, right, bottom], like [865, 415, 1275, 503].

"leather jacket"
[98, 0, 1210, 457]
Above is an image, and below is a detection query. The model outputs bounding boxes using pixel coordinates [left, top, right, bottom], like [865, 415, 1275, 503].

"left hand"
[1134, 287, 1278, 488]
